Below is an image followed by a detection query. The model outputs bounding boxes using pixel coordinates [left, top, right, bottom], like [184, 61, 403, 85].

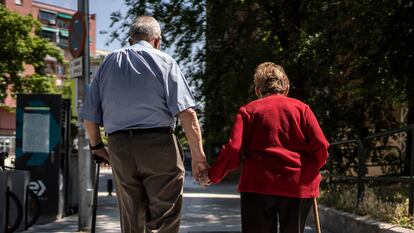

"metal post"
[5, 187, 9, 233]
[357, 141, 365, 206]
[77, 0, 94, 231]
[24, 186, 28, 230]
[328, 151, 333, 190]
[91, 161, 100, 233]
[409, 129, 414, 215]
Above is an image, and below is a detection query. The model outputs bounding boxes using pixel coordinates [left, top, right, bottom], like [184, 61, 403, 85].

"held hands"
[191, 158, 211, 187]
[198, 169, 211, 187]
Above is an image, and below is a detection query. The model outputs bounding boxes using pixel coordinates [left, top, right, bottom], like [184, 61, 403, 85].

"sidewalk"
[25, 170, 328, 233]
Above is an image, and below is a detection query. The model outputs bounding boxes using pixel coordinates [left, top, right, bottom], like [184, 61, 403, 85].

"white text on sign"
[70, 56, 83, 78]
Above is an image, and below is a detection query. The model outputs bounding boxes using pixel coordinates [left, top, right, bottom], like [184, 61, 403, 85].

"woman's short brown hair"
[254, 62, 290, 95]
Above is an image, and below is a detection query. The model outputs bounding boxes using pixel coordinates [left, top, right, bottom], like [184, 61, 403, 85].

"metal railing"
[1, 166, 41, 232]
[5, 187, 23, 233]
[326, 124, 414, 214]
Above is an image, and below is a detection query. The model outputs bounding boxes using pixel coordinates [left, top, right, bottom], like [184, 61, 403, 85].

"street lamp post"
[77, 0, 93, 231]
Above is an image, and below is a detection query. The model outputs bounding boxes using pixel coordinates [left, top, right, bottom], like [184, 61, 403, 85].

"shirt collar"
[133, 40, 154, 48]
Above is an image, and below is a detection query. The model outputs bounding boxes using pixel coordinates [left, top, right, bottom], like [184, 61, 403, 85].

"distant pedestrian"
[80, 16, 209, 233]
[205, 62, 329, 233]
[0, 151, 8, 170]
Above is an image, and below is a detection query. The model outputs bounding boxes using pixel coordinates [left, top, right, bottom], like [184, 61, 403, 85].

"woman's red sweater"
[208, 95, 329, 198]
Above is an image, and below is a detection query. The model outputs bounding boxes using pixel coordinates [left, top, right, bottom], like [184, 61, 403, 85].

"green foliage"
[320, 183, 414, 229]
[18, 74, 57, 95]
[108, 0, 414, 145]
[10, 73, 72, 99]
[293, 0, 413, 140]
[203, 0, 414, 142]
[0, 5, 63, 100]
[102, 0, 205, 73]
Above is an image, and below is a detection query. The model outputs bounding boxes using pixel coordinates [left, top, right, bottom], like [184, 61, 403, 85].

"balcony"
[38, 9, 57, 26]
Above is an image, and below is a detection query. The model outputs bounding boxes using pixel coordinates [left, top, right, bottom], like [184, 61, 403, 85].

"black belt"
[108, 127, 173, 136]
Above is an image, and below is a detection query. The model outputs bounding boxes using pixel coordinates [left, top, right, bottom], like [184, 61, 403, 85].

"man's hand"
[178, 108, 210, 184]
[192, 158, 210, 183]
[198, 169, 211, 187]
[92, 147, 110, 164]
[84, 120, 109, 164]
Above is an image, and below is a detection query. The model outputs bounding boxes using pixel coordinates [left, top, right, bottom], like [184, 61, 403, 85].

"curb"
[307, 204, 414, 233]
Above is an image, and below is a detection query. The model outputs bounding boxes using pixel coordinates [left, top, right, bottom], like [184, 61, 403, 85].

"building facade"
[2, 0, 96, 70]
[0, 0, 96, 150]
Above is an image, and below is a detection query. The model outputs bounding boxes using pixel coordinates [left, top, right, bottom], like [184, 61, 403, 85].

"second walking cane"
[91, 154, 109, 233]
[313, 197, 322, 233]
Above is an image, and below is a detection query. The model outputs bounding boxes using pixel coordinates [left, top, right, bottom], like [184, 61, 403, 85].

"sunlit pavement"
[181, 175, 331, 233]
[24, 169, 330, 233]
[181, 176, 241, 232]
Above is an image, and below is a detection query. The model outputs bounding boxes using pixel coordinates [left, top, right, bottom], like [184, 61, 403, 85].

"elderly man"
[80, 16, 209, 233]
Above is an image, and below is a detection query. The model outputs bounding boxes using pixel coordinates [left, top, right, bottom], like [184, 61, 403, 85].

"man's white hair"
[129, 16, 161, 41]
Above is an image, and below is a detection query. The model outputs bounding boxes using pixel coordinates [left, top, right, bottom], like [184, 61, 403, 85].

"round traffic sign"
[68, 12, 87, 58]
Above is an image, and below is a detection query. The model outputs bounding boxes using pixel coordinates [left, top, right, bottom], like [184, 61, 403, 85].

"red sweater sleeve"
[304, 106, 329, 169]
[208, 107, 249, 183]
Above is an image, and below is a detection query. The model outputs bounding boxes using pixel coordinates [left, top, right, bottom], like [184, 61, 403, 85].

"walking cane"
[91, 155, 108, 233]
[313, 197, 322, 233]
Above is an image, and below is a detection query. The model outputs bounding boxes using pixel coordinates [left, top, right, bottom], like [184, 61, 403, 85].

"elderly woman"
[207, 62, 329, 233]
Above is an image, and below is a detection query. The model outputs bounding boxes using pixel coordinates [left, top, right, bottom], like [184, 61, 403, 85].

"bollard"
[107, 179, 113, 196]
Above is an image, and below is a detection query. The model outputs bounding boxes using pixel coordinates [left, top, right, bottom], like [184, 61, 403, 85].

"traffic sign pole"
[77, 0, 93, 231]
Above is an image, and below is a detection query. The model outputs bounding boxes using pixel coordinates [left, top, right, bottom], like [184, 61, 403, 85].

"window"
[15, 0, 23, 5]
[58, 30, 69, 47]
[41, 26, 59, 43]
[57, 19, 70, 29]
[64, 50, 71, 60]
[44, 61, 56, 74]
[58, 36, 69, 47]
[39, 10, 57, 22]
[41, 30, 57, 43]
[57, 63, 66, 75]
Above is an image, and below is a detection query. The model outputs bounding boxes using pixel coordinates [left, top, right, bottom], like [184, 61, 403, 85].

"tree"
[108, 0, 414, 149]
[0, 5, 63, 100]
[18, 74, 71, 97]
[204, 0, 414, 142]
[103, 0, 205, 75]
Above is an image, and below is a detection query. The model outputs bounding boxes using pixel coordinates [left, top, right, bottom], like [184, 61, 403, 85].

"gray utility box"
[0, 170, 31, 232]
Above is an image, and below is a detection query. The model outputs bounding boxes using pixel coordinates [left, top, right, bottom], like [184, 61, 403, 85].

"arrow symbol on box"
[29, 180, 46, 196]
